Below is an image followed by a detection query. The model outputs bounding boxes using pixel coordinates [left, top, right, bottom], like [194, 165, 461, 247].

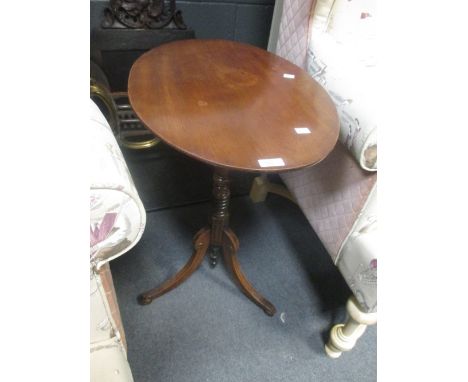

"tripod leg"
[137, 228, 210, 305]
[223, 229, 276, 316]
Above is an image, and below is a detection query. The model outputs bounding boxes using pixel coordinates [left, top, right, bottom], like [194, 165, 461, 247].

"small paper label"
[283, 73, 295, 79]
[294, 127, 311, 134]
[258, 158, 285, 168]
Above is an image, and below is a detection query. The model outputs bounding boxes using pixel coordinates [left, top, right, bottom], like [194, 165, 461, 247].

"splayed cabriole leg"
[137, 227, 210, 305]
[223, 228, 276, 316]
[138, 167, 276, 316]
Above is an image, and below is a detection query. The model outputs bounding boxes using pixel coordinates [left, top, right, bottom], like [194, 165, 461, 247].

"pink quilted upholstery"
[276, 0, 316, 68]
[280, 143, 376, 262]
[273, 0, 378, 313]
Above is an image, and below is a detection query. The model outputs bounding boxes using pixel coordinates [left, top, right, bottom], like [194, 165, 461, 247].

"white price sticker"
[294, 127, 311, 134]
[258, 158, 286, 168]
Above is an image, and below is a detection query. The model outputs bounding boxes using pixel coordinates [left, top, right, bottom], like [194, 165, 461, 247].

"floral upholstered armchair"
[90, 99, 146, 381]
[250, 0, 377, 357]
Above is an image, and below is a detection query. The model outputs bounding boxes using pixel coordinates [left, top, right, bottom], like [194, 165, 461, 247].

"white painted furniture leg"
[249, 175, 297, 204]
[249, 175, 269, 202]
[325, 296, 377, 358]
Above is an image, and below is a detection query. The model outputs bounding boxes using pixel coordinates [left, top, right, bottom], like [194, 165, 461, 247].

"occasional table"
[128, 39, 339, 316]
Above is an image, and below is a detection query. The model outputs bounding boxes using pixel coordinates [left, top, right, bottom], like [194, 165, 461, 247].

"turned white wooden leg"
[249, 175, 269, 203]
[325, 296, 377, 358]
[249, 176, 297, 204]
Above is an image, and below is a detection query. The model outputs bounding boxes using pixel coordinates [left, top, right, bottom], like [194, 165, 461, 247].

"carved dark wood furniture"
[102, 0, 187, 30]
[128, 39, 339, 316]
[91, 0, 194, 91]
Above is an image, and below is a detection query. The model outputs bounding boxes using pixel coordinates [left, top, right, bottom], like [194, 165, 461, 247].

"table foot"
[137, 294, 153, 305]
[223, 228, 277, 316]
[137, 228, 210, 305]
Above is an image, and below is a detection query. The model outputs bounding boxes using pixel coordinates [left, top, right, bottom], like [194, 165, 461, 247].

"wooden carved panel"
[102, 0, 187, 29]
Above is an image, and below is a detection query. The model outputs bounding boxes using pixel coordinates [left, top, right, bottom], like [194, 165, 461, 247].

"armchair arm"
[90, 99, 146, 270]
[307, 0, 377, 171]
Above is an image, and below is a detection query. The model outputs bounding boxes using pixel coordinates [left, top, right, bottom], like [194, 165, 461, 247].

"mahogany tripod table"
[128, 39, 339, 316]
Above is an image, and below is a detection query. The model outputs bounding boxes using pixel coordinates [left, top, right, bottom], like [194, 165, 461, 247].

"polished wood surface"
[128, 39, 339, 172]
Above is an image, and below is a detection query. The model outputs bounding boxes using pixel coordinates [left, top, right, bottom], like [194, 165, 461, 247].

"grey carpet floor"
[110, 193, 377, 382]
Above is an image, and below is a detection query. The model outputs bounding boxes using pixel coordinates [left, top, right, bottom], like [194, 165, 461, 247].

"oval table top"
[128, 39, 339, 172]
